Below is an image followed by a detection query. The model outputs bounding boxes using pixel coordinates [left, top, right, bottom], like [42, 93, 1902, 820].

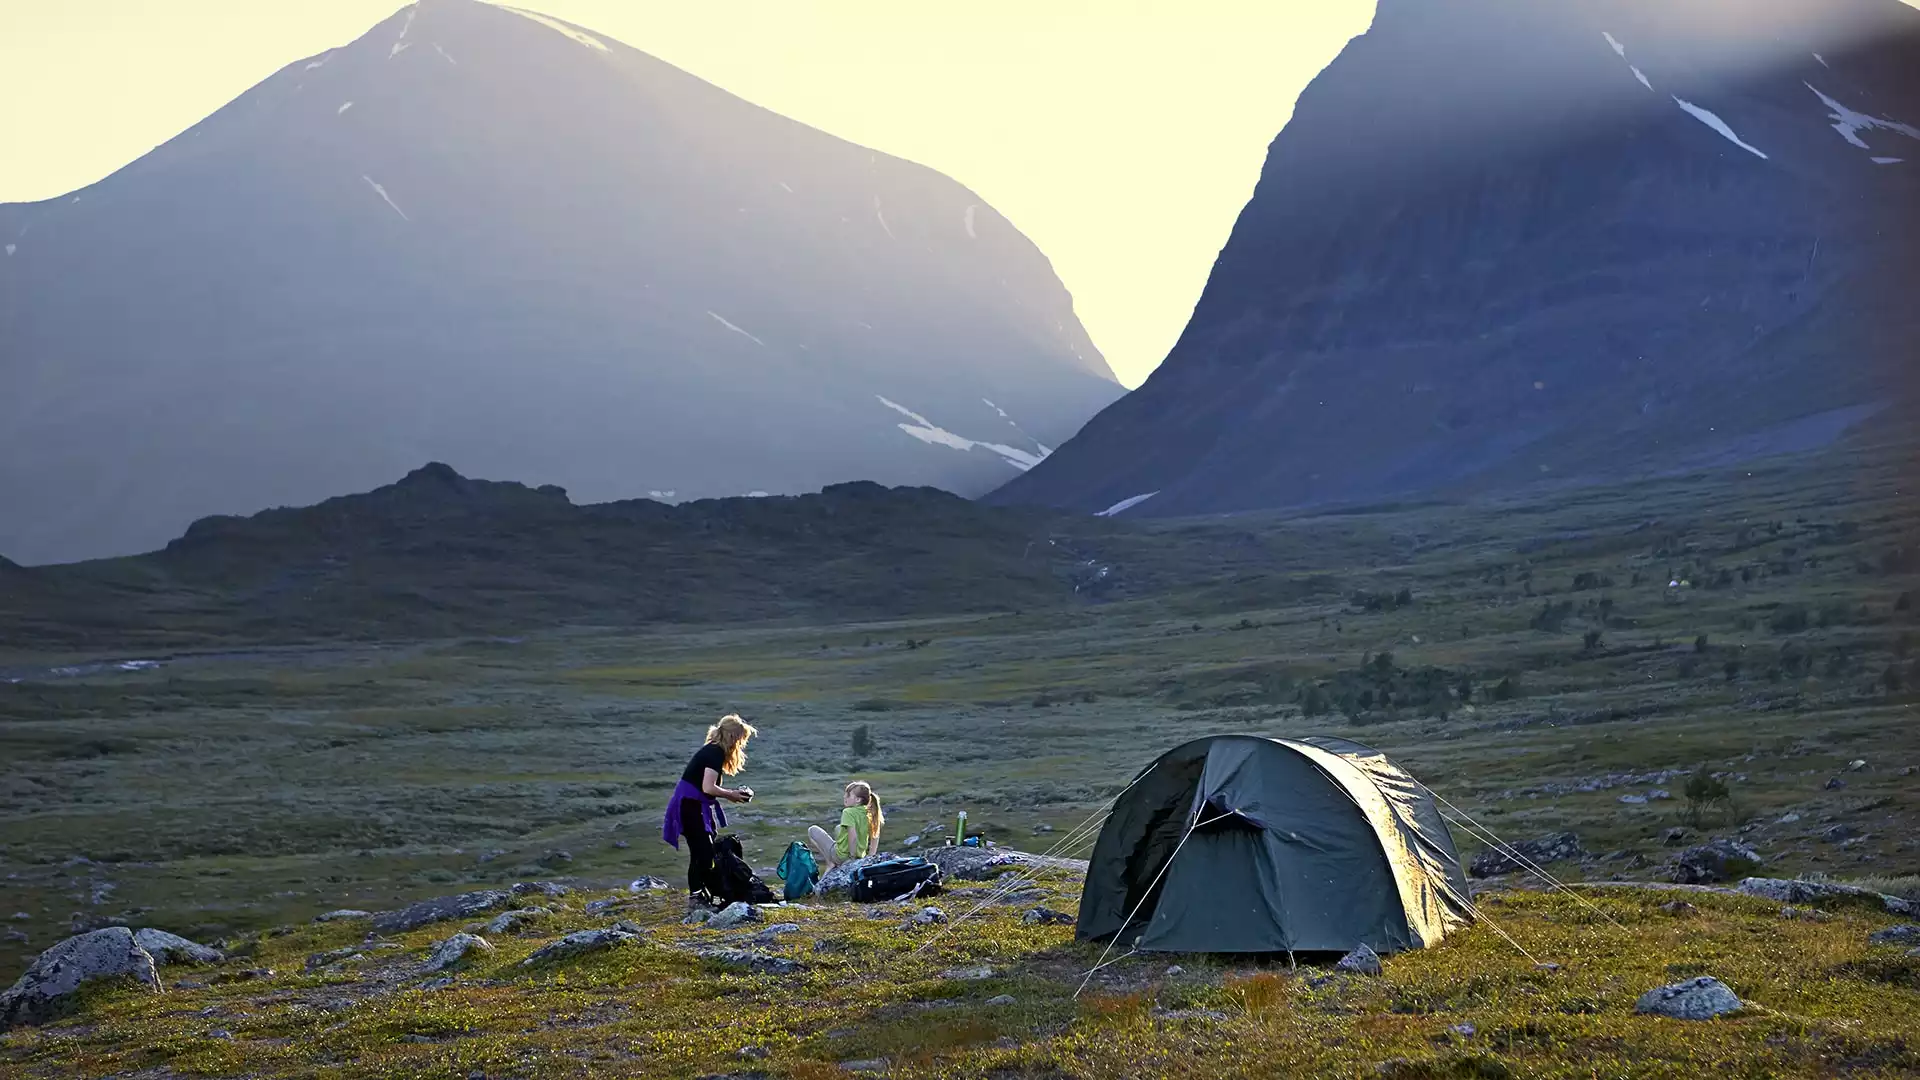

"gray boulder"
[1335, 944, 1384, 976]
[512, 881, 571, 898]
[133, 928, 222, 966]
[749, 924, 802, 946]
[1868, 924, 1920, 946]
[1468, 833, 1585, 878]
[1634, 976, 1741, 1020]
[522, 928, 640, 966]
[372, 890, 512, 934]
[1738, 878, 1920, 918]
[705, 904, 762, 931]
[424, 933, 495, 972]
[1669, 839, 1762, 885]
[0, 927, 162, 1029]
[483, 908, 551, 936]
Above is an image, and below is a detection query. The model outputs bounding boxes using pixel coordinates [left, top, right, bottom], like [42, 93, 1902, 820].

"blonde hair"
[846, 780, 883, 854]
[706, 714, 757, 776]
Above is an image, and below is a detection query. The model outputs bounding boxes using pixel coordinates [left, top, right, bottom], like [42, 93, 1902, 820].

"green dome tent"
[1077, 735, 1473, 954]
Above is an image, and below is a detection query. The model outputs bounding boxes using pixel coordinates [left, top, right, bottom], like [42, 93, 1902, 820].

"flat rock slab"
[484, 908, 551, 936]
[1738, 878, 1920, 917]
[1668, 840, 1762, 885]
[697, 948, 804, 976]
[706, 904, 762, 931]
[522, 928, 640, 966]
[1469, 833, 1585, 878]
[314, 910, 372, 923]
[1868, 924, 1920, 946]
[1, 927, 161, 1029]
[1336, 945, 1384, 976]
[373, 890, 512, 934]
[1635, 976, 1742, 1020]
[133, 928, 223, 966]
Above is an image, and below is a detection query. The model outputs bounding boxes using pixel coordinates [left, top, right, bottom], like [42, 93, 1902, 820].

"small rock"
[2, 930, 26, 945]
[613, 840, 630, 850]
[304, 947, 362, 972]
[424, 933, 494, 973]
[1033, 823, 1054, 834]
[1868, 924, 1920, 946]
[750, 924, 802, 946]
[1165, 965, 1185, 976]
[1662, 828, 1690, 847]
[1847, 759, 1868, 772]
[1335, 944, 1383, 976]
[1022, 907, 1075, 926]
[706, 904, 762, 931]
[482, 908, 550, 936]
[1619, 794, 1648, 805]
[696, 948, 803, 975]
[739, 1045, 768, 1059]
[1825, 777, 1847, 790]
[1901, 766, 1916, 777]
[209, 1029, 234, 1040]
[681, 908, 714, 926]
[133, 928, 223, 966]
[402, 1033, 435, 1043]
[314, 909, 372, 923]
[902, 834, 922, 848]
[905, 907, 946, 927]
[1634, 976, 1741, 1020]
[1468, 832, 1585, 877]
[1777, 813, 1802, 824]
[420, 976, 455, 991]
[512, 882, 571, 898]
[537, 850, 573, 868]
[628, 876, 670, 892]
[1659, 901, 1696, 916]
[1647, 789, 1672, 801]
[1534, 963, 1562, 973]
[1821, 825, 1855, 843]
[585, 898, 631, 914]
[1668, 839, 1763, 885]
[841, 1060, 886, 1074]
[521, 928, 639, 966]
[372, 891, 512, 935]
[941, 964, 995, 981]
[9, 913, 30, 922]
[613, 920, 645, 936]
[0, 927, 162, 1028]
[985, 994, 1017, 1006]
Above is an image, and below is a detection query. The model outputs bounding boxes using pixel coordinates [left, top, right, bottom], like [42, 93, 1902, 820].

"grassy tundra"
[2, 442, 1918, 1076]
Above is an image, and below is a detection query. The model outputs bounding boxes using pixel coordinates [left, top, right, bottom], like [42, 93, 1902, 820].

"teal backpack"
[775, 841, 819, 901]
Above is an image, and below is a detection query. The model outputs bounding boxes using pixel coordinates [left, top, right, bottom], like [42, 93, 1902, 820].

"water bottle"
[954, 810, 967, 847]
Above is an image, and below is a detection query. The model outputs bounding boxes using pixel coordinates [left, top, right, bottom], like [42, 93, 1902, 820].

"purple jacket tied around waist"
[662, 778, 726, 849]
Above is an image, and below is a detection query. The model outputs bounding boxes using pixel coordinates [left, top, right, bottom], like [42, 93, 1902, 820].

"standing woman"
[662, 714, 756, 916]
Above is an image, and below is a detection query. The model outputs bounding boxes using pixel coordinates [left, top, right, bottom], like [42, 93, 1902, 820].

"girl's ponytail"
[866, 791, 884, 854]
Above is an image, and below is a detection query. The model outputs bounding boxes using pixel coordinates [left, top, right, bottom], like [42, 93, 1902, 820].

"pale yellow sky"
[0, 1, 1378, 387]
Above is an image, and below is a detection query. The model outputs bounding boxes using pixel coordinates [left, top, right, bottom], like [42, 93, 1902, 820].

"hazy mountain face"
[0, 0, 1118, 564]
[991, 0, 1920, 519]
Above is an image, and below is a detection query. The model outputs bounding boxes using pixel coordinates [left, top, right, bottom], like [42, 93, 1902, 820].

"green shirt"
[834, 805, 871, 860]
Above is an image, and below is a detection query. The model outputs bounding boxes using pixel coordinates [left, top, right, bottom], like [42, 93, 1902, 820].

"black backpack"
[849, 857, 943, 902]
[711, 834, 777, 906]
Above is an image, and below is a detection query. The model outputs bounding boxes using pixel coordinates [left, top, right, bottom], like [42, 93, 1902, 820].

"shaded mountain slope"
[0, 0, 1118, 565]
[991, 0, 1920, 518]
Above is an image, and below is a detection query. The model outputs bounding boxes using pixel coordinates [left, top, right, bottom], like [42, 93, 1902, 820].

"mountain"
[0, 464, 1133, 646]
[990, 0, 1920, 519]
[0, 0, 1119, 565]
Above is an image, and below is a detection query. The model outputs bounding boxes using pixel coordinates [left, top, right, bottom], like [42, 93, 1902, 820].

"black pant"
[680, 798, 717, 896]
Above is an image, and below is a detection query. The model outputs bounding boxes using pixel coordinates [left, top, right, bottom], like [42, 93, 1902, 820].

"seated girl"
[807, 780, 883, 871]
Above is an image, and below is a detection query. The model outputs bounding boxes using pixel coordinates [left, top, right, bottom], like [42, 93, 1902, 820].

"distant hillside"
[0, 0, 1118, 565]
[993, 0, 1920, 518]
[0, 464, 1195, 646]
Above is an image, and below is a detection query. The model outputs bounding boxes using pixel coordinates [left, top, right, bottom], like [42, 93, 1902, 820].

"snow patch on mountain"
[707, 311, 766, 347]
[964, 204, 978, 239]
[648, 490, 677, 500]
[874, 196, 895, 240]
[875, 396, 1045, 470]
[4, 244, 13, 257]
[362, 176, 410, 221]
[1673, 97, 1768, 159]
[434, 43, 457, 65]
[1095, 492, 1158, 517]
[1805, 83, 1920, 151]
[500, 6, 610, 52]
[1874, 157, 1905, 165]
[338, 102, 354, 115]
[305, 55, 330, 71]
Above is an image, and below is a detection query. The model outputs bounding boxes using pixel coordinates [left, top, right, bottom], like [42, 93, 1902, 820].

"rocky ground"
[3, 844, 1919, 1078]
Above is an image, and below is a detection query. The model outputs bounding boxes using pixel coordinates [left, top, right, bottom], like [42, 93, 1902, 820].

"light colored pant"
[807, 825, 838, 868]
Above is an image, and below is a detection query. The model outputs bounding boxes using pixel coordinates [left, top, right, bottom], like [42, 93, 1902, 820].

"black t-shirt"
[682, 743, 726, 787]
